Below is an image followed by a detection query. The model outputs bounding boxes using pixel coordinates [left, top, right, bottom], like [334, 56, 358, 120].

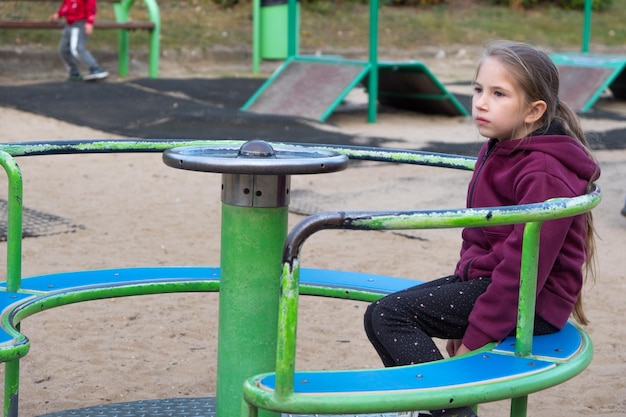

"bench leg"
[113, 3, 130, 77]
[118, 29, 130, 77]
[148, 26, 160, 78]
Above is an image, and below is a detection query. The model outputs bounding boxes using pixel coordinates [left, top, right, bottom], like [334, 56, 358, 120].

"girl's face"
[472, 57, 541, 141]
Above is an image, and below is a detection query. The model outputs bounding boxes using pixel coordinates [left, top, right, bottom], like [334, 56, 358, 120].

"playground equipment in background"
[253, 0, 300, 60]
[550, 0, 625, 112]
[1, 140, 599, 417]
[0, 0, 161, 78]
[246, 0, 468, 122]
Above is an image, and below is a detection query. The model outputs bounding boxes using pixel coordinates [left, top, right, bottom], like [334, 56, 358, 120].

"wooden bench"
[0, 141, 601, 417]
[0, 0, 160, 77]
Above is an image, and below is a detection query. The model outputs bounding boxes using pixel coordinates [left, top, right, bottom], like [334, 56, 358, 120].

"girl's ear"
[525, 100, 547, 125]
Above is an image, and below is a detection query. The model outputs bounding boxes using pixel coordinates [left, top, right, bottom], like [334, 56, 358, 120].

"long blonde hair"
[479, 40, 598, 325]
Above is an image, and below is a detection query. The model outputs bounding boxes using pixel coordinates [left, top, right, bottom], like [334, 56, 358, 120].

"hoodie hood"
[488, 134, 600, 185]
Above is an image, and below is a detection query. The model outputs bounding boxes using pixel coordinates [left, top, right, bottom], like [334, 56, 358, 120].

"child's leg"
[364, 275, 487, 417]
[70, 21, 101, 72]
[58, 25, 80, 76]
[364, 275, 491, 366]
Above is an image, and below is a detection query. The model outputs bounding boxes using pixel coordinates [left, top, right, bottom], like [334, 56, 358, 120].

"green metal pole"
[510, 221, 541, 417]
[367, 0, 379, 123]
[287, 0, 297, 58]
[516, 221, 542, 357]
[510, 396, 528, 417]
[142, 0, 161, 78]
[216, 177, 287, 417]
[114, 0, 160, 78]
[3, 361, 19, 417]
[1, 151, 23, 417]
[0, 151, 22, 291]
[113, 0, 130, 77]
[582, 0, 592, 53]
[252, 0, 261, 73]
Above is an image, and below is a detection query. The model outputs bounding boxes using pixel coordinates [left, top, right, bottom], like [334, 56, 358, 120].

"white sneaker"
[83, 68, 109, 81]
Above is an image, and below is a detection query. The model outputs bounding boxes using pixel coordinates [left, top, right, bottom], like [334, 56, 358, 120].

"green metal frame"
[0, 140, 472, 417]
[0, 152, 23, 417]
[0, 152, 22, 292]
[249, 0, 379, 122]
[550, 53, 626, 112]
[249, 0, 467, 122]
[242, 186, 600, 417]
[1, 141, 600, 417]
[549, 0, 626, 112]
[0, 141, 470, 417]
[582, 0, 592, 53]
[112, 0, 160, 78]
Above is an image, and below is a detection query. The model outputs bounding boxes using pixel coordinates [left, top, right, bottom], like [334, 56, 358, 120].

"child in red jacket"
[50, 0, 108, 81]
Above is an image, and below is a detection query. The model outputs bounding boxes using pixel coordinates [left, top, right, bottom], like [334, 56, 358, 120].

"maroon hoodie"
[56, 0, 97, 25]
[455, 133, 600, 350]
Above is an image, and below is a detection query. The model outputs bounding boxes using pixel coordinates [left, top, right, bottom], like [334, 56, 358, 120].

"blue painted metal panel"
[1, 267, 416, 296]
[260, 353, 555, 393]
[300, 268, 420, 294]
[2, 267, 220, 293]
[493, 321, 583, 360]
[0, 292, 37, 344]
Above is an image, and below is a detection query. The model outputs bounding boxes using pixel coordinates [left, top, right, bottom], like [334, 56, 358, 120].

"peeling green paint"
[0, 140, 477, 171]
[0, 140, 246, 157]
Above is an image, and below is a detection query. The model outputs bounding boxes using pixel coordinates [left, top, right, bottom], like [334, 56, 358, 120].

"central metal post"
[163, 140, 348, 417]
[217, 171, 289, 417]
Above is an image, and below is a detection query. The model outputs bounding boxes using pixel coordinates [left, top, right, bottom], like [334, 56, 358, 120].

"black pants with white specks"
[363, 275, 557, 417]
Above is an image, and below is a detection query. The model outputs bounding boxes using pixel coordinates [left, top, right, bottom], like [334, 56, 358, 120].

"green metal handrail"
[113, 0, 160, 77]
[254, 0, 380, 122]
[259, 185, 601, 416]
[0, 150, 23, 417]
[0, 151, 22, 293]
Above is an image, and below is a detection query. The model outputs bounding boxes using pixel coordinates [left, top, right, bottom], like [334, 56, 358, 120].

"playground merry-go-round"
[0, 139, 600, 417]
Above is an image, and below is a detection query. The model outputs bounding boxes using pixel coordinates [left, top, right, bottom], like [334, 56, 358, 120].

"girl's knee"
[364, 301, 378, 325]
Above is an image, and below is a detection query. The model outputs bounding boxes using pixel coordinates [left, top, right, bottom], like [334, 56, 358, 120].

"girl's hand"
[454, 344, 471, 356]
[446, 339, 463, 357]
[446, 339, 471, 357]
[85, 23, 94, 35]
[49, 13, 59, 21]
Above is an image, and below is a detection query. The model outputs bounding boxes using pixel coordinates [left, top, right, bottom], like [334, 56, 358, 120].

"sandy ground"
[1, 55, 626, 417]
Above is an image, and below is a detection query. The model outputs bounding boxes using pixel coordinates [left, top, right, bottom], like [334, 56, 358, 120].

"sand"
[1, 57, 626, 417]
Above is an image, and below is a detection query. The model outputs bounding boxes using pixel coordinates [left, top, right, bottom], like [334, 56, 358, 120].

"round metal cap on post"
[162, 140, 348, 175]
[163, 140, 349, 207]
[162, 140, 348, 417]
